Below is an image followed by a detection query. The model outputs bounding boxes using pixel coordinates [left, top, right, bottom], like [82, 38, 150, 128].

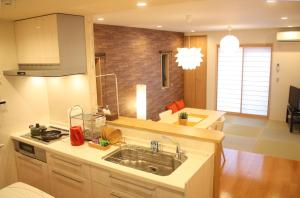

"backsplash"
[94, 24, 184, 120]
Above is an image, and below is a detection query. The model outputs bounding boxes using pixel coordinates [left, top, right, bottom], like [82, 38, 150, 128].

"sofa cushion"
[165, 102, 178, 113]
[175, 99, 185, 110]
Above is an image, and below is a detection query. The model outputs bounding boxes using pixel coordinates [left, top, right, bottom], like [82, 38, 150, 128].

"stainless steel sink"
[103, 144, 187, 176]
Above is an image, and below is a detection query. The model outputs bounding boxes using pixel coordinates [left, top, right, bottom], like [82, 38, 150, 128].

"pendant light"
[175, 15, 204, 70]
[220, 26, 240, 52]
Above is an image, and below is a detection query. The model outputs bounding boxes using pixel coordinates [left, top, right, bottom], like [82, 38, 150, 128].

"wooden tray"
[88, 141, 111, 151]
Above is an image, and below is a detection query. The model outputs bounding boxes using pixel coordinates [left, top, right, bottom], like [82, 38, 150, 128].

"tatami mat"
[223, 115, 300, 161]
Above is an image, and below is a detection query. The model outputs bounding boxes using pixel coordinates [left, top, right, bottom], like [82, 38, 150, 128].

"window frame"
[160, 52, 171, 89]
[215, 44, 273, 118]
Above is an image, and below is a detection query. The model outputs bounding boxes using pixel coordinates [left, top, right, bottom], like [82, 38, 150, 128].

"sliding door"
[217, 46, 272, 117]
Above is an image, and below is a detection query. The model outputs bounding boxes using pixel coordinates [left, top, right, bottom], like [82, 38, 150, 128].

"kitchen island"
[11, 117, 222, 198]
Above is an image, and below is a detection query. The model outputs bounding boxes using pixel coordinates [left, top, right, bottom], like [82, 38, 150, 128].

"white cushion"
[159, 110, 172, 120]
[0, 182, 53, 198]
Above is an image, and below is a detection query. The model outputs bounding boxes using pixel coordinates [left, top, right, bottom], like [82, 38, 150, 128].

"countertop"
[108, 116, 224, 144]
[11, 131, 213, 192]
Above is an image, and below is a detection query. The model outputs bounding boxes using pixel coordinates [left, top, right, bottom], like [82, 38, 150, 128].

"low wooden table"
[159, 107, 225, 129]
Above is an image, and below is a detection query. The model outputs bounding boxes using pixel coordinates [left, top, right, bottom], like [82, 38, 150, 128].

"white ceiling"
[1, 0, 300, 32]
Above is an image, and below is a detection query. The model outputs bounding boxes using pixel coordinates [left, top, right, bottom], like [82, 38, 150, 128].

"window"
[161, 53, 170, 88]
[217, 46, 272, 116]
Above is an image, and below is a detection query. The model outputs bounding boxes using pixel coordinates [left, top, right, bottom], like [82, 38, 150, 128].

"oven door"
[14, 141, 36, 159]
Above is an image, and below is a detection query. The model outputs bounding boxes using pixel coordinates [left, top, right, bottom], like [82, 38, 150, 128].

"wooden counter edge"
[107, 116, 224, 144]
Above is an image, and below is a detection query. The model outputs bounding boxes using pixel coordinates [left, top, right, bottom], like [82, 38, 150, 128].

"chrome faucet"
[150, 140, 160, 152]
[161, 136, 184, 160]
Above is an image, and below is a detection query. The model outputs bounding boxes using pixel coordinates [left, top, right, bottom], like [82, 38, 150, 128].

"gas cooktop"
[21, 126, 69, 144]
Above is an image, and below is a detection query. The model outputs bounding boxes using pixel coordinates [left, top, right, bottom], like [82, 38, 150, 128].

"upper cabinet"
[15, 14, 60, 64]
[4, 13, 87, 77]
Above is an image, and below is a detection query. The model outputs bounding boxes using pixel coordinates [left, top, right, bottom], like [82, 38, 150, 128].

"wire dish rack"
[69, 105, 106, 140]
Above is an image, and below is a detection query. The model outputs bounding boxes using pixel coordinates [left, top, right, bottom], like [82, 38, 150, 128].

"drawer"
[48, 153, 90, 179]
[90, 166, 110, 186]
[110, 174, 155, 198]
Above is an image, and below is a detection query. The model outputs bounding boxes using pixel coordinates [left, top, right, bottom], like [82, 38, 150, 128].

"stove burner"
[23, 126, 69, 144]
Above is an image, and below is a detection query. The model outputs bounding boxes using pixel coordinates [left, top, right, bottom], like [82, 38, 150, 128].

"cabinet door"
[15, 17, 43, 64]
[15, 153, 49, 193]
[92, 182, 111, 198]
[15, 14, 59, 64]
[40, 14, 59, 63]
[50, 170, 90, 198]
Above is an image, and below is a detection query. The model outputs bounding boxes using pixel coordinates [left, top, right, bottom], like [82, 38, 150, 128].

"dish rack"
[69, 105, 106, 140]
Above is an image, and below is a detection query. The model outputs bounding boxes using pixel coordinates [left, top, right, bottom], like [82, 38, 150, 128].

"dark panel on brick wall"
[94, 24, 184, 120]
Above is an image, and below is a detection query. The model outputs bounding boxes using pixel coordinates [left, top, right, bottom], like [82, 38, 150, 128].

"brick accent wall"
[94, 24, 184, 120]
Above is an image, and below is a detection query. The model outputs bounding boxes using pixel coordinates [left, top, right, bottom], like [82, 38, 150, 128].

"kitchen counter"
[108, 116, 224, 198]
[11, 131, 214, 193]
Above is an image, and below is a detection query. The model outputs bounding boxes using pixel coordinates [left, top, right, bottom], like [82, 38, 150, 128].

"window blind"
[241, 47, 271, 116]
[217, 48, 243, 113]
[217, 47, 271, 116]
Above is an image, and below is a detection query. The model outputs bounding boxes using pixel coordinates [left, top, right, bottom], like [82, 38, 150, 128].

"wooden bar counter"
[108, 117, 225, 198]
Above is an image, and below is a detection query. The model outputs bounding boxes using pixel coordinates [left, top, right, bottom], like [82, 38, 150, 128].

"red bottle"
[70, 126, 84, 146]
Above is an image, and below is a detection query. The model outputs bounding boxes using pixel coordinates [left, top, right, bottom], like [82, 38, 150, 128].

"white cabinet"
[15, 152, 50, 193]
[47, 153, 91, 198]
[15, 14, 59, 64]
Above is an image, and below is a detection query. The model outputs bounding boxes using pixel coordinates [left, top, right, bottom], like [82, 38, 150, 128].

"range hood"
[3, 14, 87, 77]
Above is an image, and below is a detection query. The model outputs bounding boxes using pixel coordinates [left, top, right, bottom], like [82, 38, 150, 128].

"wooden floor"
[220, 148, 300, 198]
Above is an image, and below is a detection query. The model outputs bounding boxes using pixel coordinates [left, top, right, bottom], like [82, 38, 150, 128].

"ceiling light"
[288, 25, 293, 28]
[281, 16, 288, 20]
[96, 17, 104, 21]
[175, 48, 204, 70]
[191, 30, 195, 33]
[175, 15, 204, 70]
[220, 26, 240, 53]
[136, 2, 147, 7]
[266, 0, 277, 3]
[156, 25, 162, 28]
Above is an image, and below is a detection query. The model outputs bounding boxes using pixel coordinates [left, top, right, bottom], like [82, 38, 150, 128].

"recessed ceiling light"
[136, 2, 147, 7]
[281, 16, 288, 20]
[191, 30, 195, 33]
[156, 25, 163, 28]
[288, 26, 293, 28]
[96, 17, 104, 21]
[266, 0, 277, 3]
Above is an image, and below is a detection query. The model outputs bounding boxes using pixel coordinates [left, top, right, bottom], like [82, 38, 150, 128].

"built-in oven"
[14, 140, 47, 163]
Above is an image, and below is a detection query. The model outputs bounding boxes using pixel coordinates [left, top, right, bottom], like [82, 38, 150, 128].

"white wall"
[191, 29, 300, 121]
[0, 20, 49, 188]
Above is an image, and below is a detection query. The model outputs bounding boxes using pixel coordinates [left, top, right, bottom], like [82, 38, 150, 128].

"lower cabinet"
[15, 152, 50, 193]
[90, 166, 184, 198]
[47, 153, 91, 198]
[15, 151, 185, 198]
[49, 170, 91, 198]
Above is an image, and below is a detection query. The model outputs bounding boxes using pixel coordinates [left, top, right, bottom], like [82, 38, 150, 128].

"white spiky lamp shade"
[175, 47, 204, 70]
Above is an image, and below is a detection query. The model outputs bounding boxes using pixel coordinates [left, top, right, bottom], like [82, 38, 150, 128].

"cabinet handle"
[110, 192, 122, 198]
[17, 155, 43, 167]
[52, 170, 83, 184]
[111, 191, 135, 198]
[51, 155, 82, 167]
